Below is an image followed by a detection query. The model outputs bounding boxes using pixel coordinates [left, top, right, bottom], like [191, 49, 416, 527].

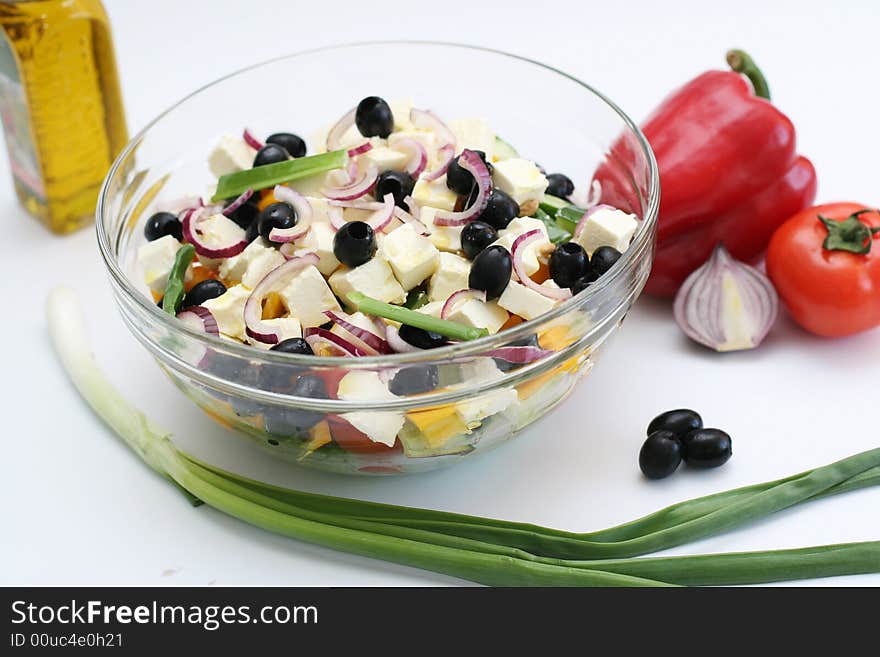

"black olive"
[224, 198, 259, 230]
[253, 143, 290, 167]
[647, 409, 703, 438]
[389, 365, 440, 395]
[375, 170, 414, 208]
[571, 270, 599, 295]
[477, 189, 519, 230]
[639, 430, 683, 480]
[549, 241, 590, 288]
[144, 212, 182, 242]
[591, 245, 622, 276]
[355, 96, 393, 138]
[681, 429, 732, 468]
[266, 132, 306, 158]
[446, 150, 490, 195]
[545, 173, 575, 198]
[333, 220, 376, 268]
[244, 216, 261, 244]
[460, 221, 498, 260]
[262, 374, 329, 434]
[468, 245, 512, 299]
[398, 324, 448, 349]
[270, 337, 314, 355]
[258, 202, 297, 242]
[181, 279, 227, 309]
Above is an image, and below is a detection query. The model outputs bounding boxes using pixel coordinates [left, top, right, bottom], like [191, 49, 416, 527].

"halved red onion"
[242, 128, 264, 151]
[328, 206, 346, 231]
[176, 306, 220, 335]
[321, 161, 379, 201]
[392, 206, 428, 234]
[347, 141, 373, 158]
[385, 325, 422, 353]
[574, 204, 615, 239]
[441, 288, 487, 319]
[422, 143, 455, 182]
[485, 346, 554, 363]
[268, 185, 313, 243]
[243, 253, 319, 344]
[324, 310, 392, 354]
[303, 327, 369, 357]
[221, 188, 254, 218]
[511, 229, 573, 300]
[182, 207, 248, 259]
[326, 107, 356, 151]
[432, 150, 492, 227]
[393, 138, 428, 178]
[410, 108, 457, 147]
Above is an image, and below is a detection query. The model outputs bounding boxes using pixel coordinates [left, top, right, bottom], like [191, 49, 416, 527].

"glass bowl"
[97, 42, 659, 475]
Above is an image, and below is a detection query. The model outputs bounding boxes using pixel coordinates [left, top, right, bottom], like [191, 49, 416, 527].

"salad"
[136, 95, 640, 469]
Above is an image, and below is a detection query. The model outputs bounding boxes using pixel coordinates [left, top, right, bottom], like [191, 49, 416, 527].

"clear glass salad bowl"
[97, 42, 659, 475]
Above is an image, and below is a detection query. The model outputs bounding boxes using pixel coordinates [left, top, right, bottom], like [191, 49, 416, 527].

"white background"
[2, 0, 879, 586]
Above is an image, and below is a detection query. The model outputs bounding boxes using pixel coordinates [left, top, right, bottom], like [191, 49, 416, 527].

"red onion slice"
[303, 327, 369, 357]
[328, 206, 346, 231]
[422, 143, 455, 182]
[431, 150, 492, 227]
[242, 128, 264, 150]
[366, 193, 395, 232]
[221, 188, 254, 218]
[322, 161, 379, 201]
[403, 196, 421, 220]
[511, 230, 573, 300]
[385, 325, 422, 353]
[347, 141, 373, 158]
[324, 310, 392, 354]
[328, 199, 385, 210]
[441, 288, 487, 319]
[393, 138, 428, 178]
[267, 185, 313, 243]
[326, 107, 356, 151]
[182, 207, 248, 259]
[574, 204, 615, 239]
[392, 206, 428, 234]
[485, 346, 553, 363]
[243, 253, 319, 344]
[410, 108, 456, 147]
[176, 306, 220, 335]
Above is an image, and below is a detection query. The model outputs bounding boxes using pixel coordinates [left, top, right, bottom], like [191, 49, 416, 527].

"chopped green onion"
[211, 150, 347, 202]
[161, 244, 194, 315]
[347, 292, 489, 341]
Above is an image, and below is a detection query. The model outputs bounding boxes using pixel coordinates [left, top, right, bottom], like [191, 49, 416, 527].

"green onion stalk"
[47, 287, 880, 586]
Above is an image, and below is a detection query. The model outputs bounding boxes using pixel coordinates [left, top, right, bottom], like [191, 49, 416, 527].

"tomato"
[766, 202, 880, 337]
[326, 415, 402, 455]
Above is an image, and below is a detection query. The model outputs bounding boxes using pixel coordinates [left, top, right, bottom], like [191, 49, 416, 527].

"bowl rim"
[97, 40, 659, 367]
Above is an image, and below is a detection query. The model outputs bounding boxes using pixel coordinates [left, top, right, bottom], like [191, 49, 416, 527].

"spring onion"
[346, 292, 489, 341]
[211, 149, 347, 201]
[48, 287, 880, 586]
[161, 244, 194, 315]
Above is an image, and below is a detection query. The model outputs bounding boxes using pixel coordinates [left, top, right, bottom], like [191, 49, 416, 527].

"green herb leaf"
[162, 244, 195, 315]
[404, 287, 429, 310]
[211, 150, 347, 202]
[346, 292, 489, 341]
[533, 207, 571, 244]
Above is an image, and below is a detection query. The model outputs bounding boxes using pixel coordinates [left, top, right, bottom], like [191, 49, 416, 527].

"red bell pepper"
[595, 50, 817, 297]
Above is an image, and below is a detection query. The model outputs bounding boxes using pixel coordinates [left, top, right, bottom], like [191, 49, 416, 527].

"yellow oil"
[0, 0, 127, 233]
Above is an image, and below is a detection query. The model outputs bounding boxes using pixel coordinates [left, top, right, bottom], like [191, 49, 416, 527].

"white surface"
[2, 0, 879, 586]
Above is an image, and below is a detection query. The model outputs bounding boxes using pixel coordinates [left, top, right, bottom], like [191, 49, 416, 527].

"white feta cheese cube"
[428, 252, 471, 301]
[498, 280, 559, 320]
[447, 299, 509, 334]
[305, 196, 332, 223]
[411, 176, 458, 211]
[287, 171, 331, 197]
[247, 317, 302, 348]
[137, 234, 185, 292]
[363, 146, 408, 172]
[240, 248, 284, 289]
[337, 371, 404, 447]
[416, 300, 445, 318]
[279, 265, 342, 328]
[389, 98, 414, 131]
[456, 388, 518, 428]
[208, 134, 256, 178]
[491, 158, 549, 209]
[421, 207, 463, 253]
[201, 284, 251, 340]
[380, 224, 440, 291]
[571, 207, 639, 255]
[193, 213, 248, 269]
[219, 239, 270, 283]
[388, 129, 436, 153]
[448, 118, 495, 159]
[490, 216, 550, 277]
[296, 222, 340, 276]
[330, 311, 378, 339]
[328, 256, 406, 305]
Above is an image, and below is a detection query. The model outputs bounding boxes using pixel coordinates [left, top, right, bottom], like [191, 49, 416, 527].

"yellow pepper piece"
[407, 406, 470, 447]
[300, 420, 332, 459]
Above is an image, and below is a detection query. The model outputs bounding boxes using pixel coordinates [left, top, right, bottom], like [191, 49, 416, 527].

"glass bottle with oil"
[0, 0, 127, 234]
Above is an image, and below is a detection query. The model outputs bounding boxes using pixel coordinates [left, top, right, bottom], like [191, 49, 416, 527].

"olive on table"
[446, 150, 490, 195]
[355, 96, 393, 138]
[270, 337, 314, 355]
[647, 409, 703, 438]
[333, 220, 376, 268]
[468, 244, 512, 299]
[266, 132, 306, 158]
[591, 245, 622, 276]
[398, 324, 448, 350]
[460, 221, 498, 260]
[375, 170, 414, 208]
[389, 365, 440, 395]
[570, 270, 599, 295]
[639, 430, 683, 480]
[253, 143, 290, 167]
[144, 211, 182, 242]
[182, 279, 226, 309]
[477, 189, 519, 230]
[549, 241, 590, 288]
[545, 173, 575, 199]
[258, 202, 297, 242]
[681, 428, 732, 468]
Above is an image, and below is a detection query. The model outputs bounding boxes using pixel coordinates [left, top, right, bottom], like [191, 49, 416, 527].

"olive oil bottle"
[0, 0, 127, 233]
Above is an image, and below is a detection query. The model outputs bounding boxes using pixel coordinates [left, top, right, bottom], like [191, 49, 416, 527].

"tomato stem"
[726, 49, 771, 100]
[818, 210, 879, 255]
